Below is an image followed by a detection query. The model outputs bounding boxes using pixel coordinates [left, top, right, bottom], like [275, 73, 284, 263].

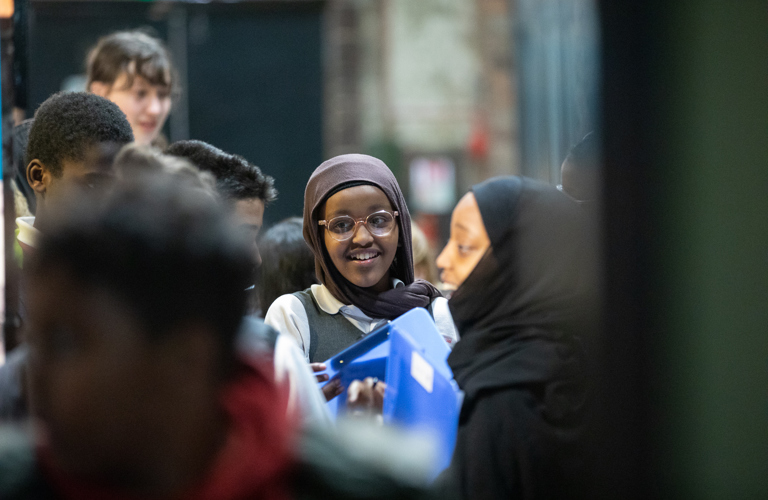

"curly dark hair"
[26, 92, 134, 176]
[165, 140, 277, 205]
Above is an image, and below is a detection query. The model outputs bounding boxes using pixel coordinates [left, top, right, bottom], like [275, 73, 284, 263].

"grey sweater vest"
[293, 289, 369, 363]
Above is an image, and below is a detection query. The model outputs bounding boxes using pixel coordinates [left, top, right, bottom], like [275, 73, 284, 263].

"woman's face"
[91, 72, 171, 146]
[320, 185, 399, 293]
[436, 192, 491, 290]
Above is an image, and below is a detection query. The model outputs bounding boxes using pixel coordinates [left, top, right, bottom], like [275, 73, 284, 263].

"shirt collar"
[16, 217, 40, 248]
[310, 278, 405, 316]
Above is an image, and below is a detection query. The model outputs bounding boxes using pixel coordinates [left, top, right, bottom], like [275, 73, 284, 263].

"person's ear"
[27, 159, 49, 196]
[89, 81, 110, 98]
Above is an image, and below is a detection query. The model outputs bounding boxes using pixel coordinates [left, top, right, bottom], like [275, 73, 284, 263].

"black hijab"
[447, 176, 597, 402]
[303, 154, 441, 320]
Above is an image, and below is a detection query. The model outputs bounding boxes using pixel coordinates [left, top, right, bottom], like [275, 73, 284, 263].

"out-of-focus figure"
[7, 173, 291, 498]
[87, 30, 176, 148]
[167, 141, 334, 427]
[258, 217, 318, 314]
[436, 176, 595, 499]
[559, 131, 599, 204]
[411, 221, 440, 286]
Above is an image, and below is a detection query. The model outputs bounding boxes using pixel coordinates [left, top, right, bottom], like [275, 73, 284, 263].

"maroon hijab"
[302, 154, 441, 320]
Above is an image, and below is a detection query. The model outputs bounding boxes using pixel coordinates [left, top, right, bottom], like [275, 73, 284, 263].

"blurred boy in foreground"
[3, 173, 291, 498]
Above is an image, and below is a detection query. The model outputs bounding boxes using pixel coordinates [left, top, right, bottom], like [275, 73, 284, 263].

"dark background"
[26, 1, 324, 224]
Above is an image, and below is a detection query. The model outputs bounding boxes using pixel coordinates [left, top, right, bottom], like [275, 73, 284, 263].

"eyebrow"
[326, 203, 390, 219]
[454, 221, 472, 233]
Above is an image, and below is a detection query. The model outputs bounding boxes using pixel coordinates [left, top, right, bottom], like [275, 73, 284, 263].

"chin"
[350, 277, 379, 289]
[344, 270, 386, 290]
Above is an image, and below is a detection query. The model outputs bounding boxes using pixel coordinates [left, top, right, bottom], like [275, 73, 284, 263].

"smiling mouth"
[439, 273, 456, 289]
[348, 251, 381, 263]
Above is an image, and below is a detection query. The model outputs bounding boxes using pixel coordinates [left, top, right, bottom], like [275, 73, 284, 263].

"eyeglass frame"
[318, 209, 400, 241]
[556, 184, 595, 206]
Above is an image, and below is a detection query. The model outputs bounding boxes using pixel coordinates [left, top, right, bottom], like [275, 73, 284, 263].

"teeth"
[350, 252, 377, 261]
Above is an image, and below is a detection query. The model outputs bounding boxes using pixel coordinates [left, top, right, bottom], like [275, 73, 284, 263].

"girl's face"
[436, 192, 491, 290]
[91, 72, 171, 146]
[320, 185, 399, 293]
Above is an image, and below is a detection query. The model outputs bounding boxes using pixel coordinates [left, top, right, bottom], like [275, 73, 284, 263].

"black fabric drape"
[445, 176, 597, 500]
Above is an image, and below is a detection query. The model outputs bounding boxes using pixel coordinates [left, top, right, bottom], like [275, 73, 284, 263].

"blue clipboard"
[383, 328, 460, 479]
[316, 308, 451, 416]
[316, 308, 461, 478]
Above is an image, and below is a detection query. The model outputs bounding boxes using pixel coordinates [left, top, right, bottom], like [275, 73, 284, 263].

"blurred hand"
[310, 362, 345, 401]
[347, 377, 386, 415]
[322, 377, 344, 402]
[310, 362, 328, 383]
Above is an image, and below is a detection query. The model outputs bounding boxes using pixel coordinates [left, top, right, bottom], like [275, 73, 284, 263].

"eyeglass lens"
[327, 211, 396, 240]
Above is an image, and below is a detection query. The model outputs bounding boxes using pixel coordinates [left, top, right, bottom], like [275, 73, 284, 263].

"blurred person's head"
[560, 131, 599, 203]
[24, 174, 259, 494]
[26, 91, 134, 227]
[411, 222, 439, 285]
[87, 30, 175, 147]
[257, 217, 317, 313]
[166, 140, 277, 267]
[113, 143, 218, 195]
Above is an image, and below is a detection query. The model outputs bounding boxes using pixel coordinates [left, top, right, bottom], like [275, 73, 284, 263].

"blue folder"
[383, 327, 460, 478]
[316, 308, 460, 478]
[317, 308, 451, 388]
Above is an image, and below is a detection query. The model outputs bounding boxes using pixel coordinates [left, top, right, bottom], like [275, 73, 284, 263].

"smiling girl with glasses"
[264, 154, 459, 400]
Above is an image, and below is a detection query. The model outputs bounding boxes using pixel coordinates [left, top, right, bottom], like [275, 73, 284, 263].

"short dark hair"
[113, 144, 218, 194]
[26, 92, 134, 176]
[165, 140, 277, 205]
[86, 30, 177, 95]
[258, 217, 317, 312]
[28, 173, 254, 371]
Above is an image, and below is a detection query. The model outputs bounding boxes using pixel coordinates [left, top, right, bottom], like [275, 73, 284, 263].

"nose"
[436, 244, 450, 271]
[350, 221, 374, 245]
[146, 94, 162, 117]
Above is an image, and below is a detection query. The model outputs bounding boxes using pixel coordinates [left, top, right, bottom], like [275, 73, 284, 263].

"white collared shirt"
[16, 217, 40, 249]
[265, 280, 459, 362]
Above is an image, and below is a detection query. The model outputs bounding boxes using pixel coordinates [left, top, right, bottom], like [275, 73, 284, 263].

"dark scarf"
[303, 154, 441, 320]
[447, 176, 597, 403]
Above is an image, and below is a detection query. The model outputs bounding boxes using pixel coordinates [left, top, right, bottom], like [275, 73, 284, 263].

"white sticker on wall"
[410, 351, 434, 393]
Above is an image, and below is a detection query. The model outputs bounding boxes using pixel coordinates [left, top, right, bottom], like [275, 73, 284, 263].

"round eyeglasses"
[318, 210, 399, 241]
